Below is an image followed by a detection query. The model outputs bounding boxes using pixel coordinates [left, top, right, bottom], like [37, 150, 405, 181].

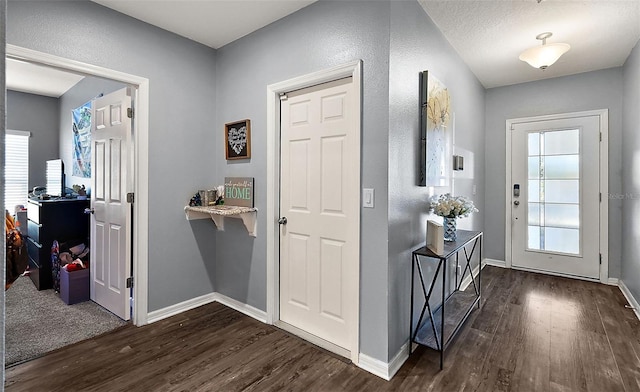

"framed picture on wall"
[225, 119, 251, 160]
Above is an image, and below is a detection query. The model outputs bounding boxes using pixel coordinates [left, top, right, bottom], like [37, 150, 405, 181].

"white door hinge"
[127, 107, 134, 119]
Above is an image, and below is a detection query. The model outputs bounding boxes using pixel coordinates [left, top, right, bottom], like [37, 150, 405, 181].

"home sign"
[224, 177, 254, 208]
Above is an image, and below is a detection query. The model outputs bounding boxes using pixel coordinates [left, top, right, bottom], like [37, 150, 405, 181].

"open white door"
[90, 87, 132, 320]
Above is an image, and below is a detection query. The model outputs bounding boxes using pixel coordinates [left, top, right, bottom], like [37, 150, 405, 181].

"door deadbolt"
[513, 200, 520, 206]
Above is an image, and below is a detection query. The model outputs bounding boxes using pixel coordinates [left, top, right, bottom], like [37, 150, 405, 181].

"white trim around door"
[505, 109, 609, 284]
[266, 60, 362, 364]
[6, 44, 150, 326]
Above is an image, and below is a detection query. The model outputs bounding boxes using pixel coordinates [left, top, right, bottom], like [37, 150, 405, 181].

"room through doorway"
[4, 45, 150, 366]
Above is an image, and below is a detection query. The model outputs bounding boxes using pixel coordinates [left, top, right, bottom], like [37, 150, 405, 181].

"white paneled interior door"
[510, 115, 601, 279]
[279, 77, 358, 353]
[91, 87, 132, 320]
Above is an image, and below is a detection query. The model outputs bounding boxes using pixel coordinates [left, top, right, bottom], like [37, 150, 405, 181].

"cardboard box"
[60, 267, 90, 305]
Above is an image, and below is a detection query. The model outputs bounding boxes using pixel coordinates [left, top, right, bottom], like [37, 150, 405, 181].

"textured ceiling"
[10, 1, 640, 96]
[419, 0, 640, 88]
[8, 1, 316, 97]
[92, 0, 316, 49]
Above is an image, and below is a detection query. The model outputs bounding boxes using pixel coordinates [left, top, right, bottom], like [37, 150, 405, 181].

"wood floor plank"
[83, 313, 254, 391]
[425, 327, 494, 392]
[6, 266, 640, 392]
[549, 328, 588, 392]
[608, 335, 640, 392]
[580, 331, 626, 392]
[470, 267, 521, 334]
[502, 302, 551, 392]
[251, 344, 346, 392]
[592, 283, 640, 392]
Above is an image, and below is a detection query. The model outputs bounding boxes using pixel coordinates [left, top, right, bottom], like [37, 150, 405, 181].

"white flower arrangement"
[430, 193, 478, 219]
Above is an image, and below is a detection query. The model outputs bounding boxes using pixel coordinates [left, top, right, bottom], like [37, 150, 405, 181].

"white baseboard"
[483, 258, 506, 268]
[388, 342, 409, 380]
[147, 293, 217, 323]
[357, 352, 389, 380]
[358, 343, 408, 381]
[213, 292, 268, 323]
[618, 280, 640, 321]
[147, 292, 267, 324]
[608, 277, 619, 286]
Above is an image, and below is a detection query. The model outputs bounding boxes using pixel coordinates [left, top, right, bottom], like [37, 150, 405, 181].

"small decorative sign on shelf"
[224, 177, 254, 208]
[426, 220, 444, 255]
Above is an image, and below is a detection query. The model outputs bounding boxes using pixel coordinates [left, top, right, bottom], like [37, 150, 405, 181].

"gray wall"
[388, 1, 486, 359]
[621, 41, 640, 299]
[58, 76, 126, 191]
[213, 0, 487, 362]
[7, 0, 218, 311]
[484, 68, 624, 278]
[6, 90, 60, 189]
[214, 0, 392, 361]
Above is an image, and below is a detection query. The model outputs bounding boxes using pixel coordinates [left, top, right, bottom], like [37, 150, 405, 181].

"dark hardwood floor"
[5, 266, 640, 391]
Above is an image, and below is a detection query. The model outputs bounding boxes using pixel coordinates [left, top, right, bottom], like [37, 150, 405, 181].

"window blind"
[5, 130, 30, 213]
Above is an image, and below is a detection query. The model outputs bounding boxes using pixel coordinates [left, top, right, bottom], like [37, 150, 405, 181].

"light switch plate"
[363, 188, 374, 208]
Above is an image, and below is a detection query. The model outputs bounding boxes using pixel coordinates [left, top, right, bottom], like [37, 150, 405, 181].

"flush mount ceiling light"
[519, 32, 570, 70]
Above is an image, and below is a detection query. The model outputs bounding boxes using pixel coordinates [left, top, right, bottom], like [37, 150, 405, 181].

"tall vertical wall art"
[419, 71, 452, 187]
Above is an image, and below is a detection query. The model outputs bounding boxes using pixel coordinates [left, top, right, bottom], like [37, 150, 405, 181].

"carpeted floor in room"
[4, 275, 128, 366]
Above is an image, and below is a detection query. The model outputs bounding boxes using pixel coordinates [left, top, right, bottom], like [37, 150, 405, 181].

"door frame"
[7, 44, 150, 325]
[505, 109, 609, 283]
[265, 60, 362, 364]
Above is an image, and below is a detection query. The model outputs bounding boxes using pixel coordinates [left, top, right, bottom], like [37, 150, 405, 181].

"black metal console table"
[410, 230, 483, 369]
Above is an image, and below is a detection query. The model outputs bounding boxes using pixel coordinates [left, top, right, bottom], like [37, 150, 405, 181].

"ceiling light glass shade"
[519, 43, 571, 70]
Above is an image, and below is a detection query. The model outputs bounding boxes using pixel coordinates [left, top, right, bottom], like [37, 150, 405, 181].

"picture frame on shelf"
[225, 119, 251, 160]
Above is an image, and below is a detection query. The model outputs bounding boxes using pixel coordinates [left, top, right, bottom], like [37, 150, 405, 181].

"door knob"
[84, 208, 95, 215]
[278, 217, 288, 225]
[513, 200, 520, 206]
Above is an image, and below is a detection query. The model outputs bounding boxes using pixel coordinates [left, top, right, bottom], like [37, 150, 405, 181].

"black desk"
[410, 230, 482, 369]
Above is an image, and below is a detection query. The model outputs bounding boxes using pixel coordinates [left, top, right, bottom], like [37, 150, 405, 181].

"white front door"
[90, 87, 132, 320]
[510, 115, 601, 279]
[279, 77, 359, 354]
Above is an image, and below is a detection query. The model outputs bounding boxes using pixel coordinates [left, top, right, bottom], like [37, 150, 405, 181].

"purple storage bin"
[60, 268, 90, 305]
